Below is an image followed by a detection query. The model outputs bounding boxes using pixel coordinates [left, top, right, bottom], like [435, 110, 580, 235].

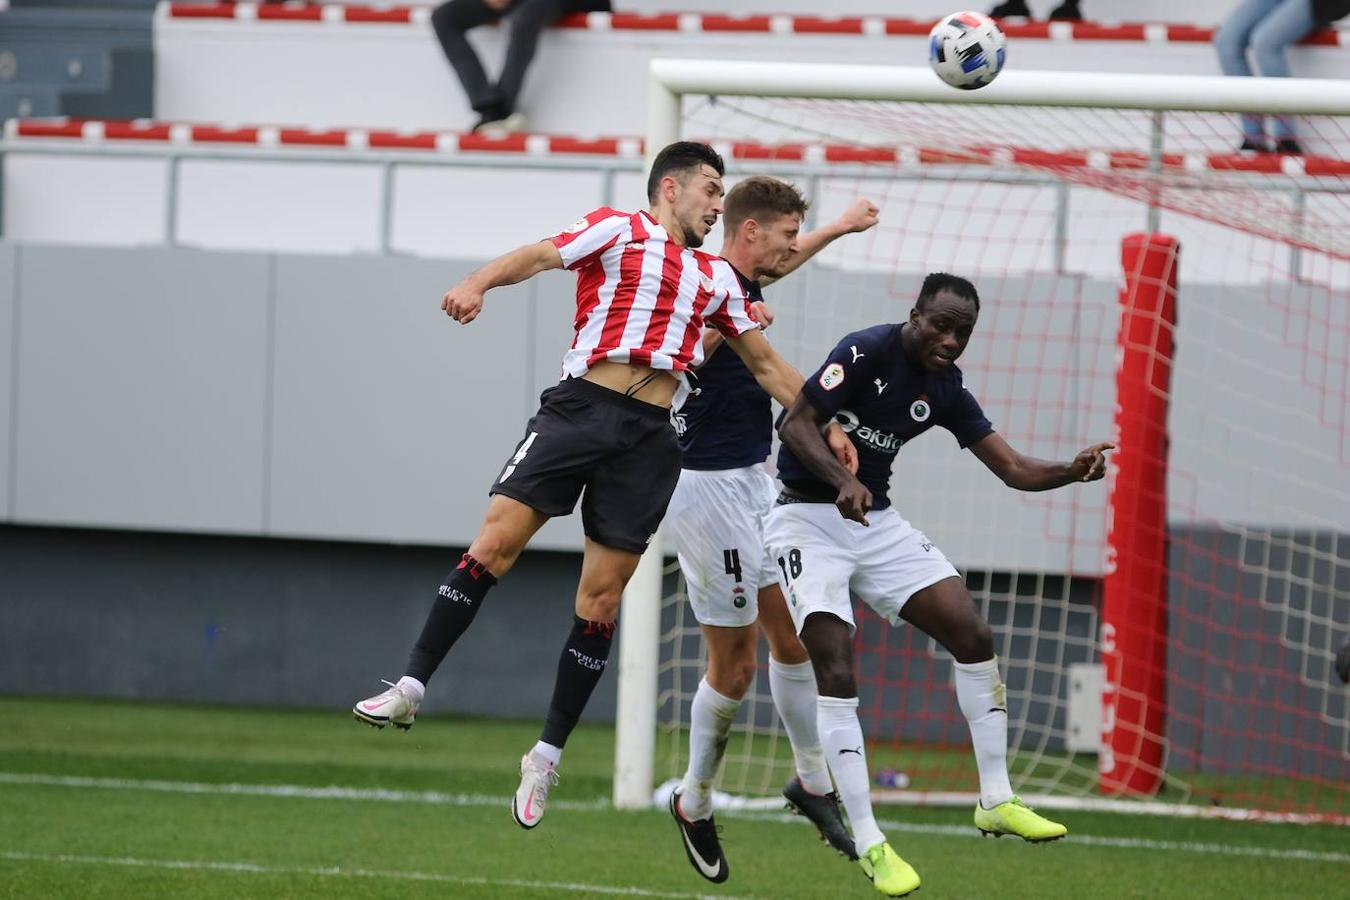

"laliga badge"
[819, 363, 845, 391]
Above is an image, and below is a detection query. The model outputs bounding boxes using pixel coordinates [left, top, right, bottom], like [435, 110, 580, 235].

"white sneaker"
[352, 680, 419, 731]
[474, 111, 527, 137]
[511, 752, 559, 829]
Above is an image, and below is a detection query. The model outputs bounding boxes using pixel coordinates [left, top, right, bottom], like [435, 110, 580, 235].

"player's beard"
[681, 220, 705, 249]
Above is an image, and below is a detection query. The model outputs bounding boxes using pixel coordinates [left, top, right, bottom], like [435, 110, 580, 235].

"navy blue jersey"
[676, 271, 772, 470]
[776, 323, 994, 509]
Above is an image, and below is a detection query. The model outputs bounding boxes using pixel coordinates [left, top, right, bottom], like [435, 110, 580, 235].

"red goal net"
[652, 83, 1350, 824]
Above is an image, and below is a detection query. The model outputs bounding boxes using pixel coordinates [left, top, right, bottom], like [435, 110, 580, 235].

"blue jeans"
[1214, 0, 1316, 139]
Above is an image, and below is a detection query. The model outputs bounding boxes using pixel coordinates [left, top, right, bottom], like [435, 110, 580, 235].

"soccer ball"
[928, 11, 1006, 90]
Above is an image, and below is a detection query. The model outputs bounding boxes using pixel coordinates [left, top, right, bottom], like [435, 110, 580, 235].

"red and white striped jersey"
[548, 207, 758, 378]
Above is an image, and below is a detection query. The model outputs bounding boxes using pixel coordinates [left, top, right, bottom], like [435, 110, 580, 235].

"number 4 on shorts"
[723, 548, 742, 582]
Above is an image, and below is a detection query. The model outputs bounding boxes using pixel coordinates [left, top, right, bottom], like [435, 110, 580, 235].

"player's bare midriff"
[582, 360, 680, 408]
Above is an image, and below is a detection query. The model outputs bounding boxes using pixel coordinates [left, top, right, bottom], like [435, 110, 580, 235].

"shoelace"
[686, 815, 723, 841]
[375, 680, 416, 710]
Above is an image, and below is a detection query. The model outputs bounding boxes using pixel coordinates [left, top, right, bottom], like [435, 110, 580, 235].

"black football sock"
[404, 554, 497, 685]
[539, 616, 616, 748]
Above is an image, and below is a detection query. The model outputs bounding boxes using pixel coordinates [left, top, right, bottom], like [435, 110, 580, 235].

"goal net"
[616, 63, 1350, 825]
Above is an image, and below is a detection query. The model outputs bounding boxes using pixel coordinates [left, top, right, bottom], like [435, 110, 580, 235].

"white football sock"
[530, 741, 562, 768]
[395, 676, 425, 703]
[679, 678, 741, 820]
[818, 694, 884, 855]
[769, 657, 832, 795]
[953, 656, 1014, 809]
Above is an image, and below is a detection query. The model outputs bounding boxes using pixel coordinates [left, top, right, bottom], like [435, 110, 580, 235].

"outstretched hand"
[835, 197, 880, 234]
[1070, 442, 1115, 482]
[441, 283, 485, 324]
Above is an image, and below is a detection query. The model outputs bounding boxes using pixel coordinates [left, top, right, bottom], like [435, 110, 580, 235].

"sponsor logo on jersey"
[910, 395, 932, 422]
[819, 363, 846, 391]
[835, 409, 904, 454]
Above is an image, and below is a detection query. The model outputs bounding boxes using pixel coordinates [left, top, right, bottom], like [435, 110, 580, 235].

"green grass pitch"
[0, 696, 1345, 899]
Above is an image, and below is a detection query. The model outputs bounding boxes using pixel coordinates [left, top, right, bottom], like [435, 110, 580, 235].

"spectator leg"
[497, 0, 568, 116]
[1250, 0, 1316, 138]
[1215, 0, 1283, 140]
[432, 0, 507, 116]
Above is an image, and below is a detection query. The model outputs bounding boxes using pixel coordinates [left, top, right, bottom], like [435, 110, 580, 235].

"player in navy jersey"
[664, 177, 879, 883]
[769, 273, 1113, 897]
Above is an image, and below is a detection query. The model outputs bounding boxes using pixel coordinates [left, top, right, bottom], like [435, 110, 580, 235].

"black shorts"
[489, 377, 681, 554]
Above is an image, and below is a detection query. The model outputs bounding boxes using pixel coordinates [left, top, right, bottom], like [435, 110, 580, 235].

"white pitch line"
[0, 851, 760, 900]
[5, 772, 1347, 866]
[0, 772, 606, 811]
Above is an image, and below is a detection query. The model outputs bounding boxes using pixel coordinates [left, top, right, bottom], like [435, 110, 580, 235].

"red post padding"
[1100, 232, 1177, 796]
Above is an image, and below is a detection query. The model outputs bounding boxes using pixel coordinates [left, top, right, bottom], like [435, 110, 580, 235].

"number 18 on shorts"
[764, 503, 961, 635]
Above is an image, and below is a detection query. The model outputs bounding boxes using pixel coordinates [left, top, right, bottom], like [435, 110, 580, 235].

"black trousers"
[431, 0, 611, 117]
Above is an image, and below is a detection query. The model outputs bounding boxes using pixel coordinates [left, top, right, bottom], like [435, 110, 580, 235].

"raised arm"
[722, 327, 803, 408]
[760, 197, 879, 287]
[442, 239, 563, 324]
[968, 432, 1114, 491]
[779, 393, 871, 525]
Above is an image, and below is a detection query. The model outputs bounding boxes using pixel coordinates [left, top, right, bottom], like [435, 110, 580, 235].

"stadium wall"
[1, 241, 1343, 556]
[153, 11, 1350, 136]
[0, 522, 628, 722]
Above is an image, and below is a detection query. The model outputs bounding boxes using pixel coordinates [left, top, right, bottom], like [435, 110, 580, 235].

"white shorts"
[763, 502, 960, 635]
[663, 466, 781, 627]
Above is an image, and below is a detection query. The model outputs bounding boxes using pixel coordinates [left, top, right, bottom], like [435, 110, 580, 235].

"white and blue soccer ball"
[928, 11, 1006, 90]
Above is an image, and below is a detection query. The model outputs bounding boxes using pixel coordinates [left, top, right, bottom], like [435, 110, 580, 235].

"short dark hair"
[723, 176, 809, 233]
[917, 272, 981, 313]
[646, 141, 725, 203]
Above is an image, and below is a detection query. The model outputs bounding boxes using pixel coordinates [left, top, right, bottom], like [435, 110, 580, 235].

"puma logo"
[874, 379, 888, 395]
[850, 345, 865, 363]
[838, 746, 863, 756]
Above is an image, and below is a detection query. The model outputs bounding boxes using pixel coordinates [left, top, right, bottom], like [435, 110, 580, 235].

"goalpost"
[616, 60, 1350, 824]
